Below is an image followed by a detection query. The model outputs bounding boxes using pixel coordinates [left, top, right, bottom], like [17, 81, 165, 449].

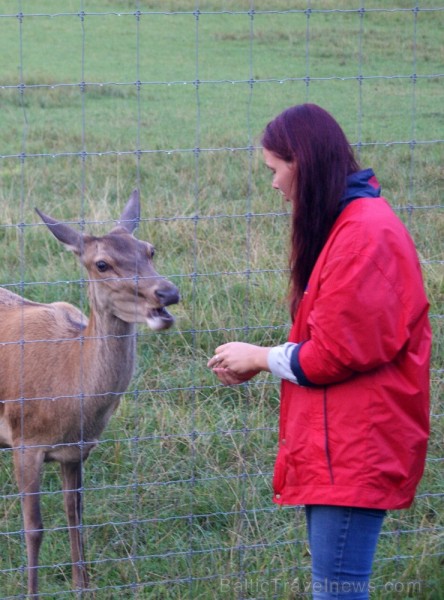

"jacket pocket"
[272, 447, 287, 494]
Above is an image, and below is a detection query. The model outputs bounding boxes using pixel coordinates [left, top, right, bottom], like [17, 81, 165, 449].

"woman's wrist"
[252, 346, 272, 372]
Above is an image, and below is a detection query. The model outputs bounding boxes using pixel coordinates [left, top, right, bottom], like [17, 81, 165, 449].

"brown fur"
[0, 191, 179, 597]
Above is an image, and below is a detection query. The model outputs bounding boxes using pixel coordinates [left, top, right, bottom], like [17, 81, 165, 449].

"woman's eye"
[96, 260, 109, 272]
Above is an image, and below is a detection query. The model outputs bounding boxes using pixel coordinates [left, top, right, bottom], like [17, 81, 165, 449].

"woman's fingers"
[212, 367, 244, 386]
[207, 353, 223, 368]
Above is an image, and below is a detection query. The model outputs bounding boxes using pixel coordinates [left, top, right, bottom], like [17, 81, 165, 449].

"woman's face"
[262, 148, 296, 202]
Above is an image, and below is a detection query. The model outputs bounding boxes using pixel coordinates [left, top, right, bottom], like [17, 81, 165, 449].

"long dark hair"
[261, 103, 360, 316]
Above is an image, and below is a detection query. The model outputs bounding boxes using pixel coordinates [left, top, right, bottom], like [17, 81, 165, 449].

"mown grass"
[0, 1, 443, 598]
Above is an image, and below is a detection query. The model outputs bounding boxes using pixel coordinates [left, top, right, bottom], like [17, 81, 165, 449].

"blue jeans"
[305, 505, 386, 599]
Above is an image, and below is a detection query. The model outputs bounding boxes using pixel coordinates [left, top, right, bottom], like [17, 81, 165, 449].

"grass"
[0, 0, 443, 598]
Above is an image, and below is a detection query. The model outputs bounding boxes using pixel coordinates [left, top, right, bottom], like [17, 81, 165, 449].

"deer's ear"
[116, 189, 140, 234]
[35, 208, 83, 254]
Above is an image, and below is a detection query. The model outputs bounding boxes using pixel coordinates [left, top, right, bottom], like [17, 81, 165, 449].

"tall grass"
[0, 1, 443, 598]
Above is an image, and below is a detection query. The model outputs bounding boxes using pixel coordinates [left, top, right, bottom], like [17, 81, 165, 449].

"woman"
[208, 104, 431, 599]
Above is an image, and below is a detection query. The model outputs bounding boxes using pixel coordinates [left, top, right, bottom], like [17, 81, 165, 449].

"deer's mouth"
[146, 307, 175, 331]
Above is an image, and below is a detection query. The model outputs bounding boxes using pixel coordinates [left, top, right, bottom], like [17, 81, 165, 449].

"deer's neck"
[82, 309, 137, 396]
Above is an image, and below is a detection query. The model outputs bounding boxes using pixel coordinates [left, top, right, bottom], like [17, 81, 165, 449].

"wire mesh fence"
[0, 1, 443, 598]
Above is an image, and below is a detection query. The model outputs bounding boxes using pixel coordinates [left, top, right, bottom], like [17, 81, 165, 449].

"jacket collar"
[338, 168, 381, 214]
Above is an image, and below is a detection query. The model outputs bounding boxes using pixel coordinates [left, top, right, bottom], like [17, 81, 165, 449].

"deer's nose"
[155, 285, 180, 307]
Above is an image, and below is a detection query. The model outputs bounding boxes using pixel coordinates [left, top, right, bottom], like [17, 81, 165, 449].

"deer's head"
[35, 190, 180, 331]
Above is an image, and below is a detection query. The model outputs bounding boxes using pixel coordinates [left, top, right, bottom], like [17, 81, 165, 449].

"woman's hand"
[210, 367, 259, 386]
[207, 342, 271, 385]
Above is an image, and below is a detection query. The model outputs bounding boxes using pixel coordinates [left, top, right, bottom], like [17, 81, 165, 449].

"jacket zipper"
[323, 387, 335, 484]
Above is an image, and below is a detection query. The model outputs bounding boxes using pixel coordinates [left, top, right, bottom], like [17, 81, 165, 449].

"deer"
[0, 189, 180, 598]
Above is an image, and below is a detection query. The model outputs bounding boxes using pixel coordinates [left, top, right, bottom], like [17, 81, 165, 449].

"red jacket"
[273, 197, 431, 510]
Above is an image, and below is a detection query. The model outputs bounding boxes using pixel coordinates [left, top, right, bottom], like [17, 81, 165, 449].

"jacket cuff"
[290, 342, 317, 387]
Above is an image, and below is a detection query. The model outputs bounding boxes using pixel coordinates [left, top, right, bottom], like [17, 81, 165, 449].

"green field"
[0, 1, 443, 598]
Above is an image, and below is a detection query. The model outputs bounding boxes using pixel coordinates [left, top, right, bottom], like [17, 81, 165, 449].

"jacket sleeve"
[296, 250, 412, 386]
[268, 343, 300, 383]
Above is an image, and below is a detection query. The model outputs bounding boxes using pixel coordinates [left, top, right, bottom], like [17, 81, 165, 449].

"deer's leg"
[60, 461, 89, 591]
[13, 447, 45, 597]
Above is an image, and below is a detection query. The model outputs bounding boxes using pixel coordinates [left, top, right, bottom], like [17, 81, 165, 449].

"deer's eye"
[148, 246, 156, 259]
[96, 260, 109, 272]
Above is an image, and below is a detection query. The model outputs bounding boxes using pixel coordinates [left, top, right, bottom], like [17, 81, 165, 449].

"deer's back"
[0, 290, 87, 351]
